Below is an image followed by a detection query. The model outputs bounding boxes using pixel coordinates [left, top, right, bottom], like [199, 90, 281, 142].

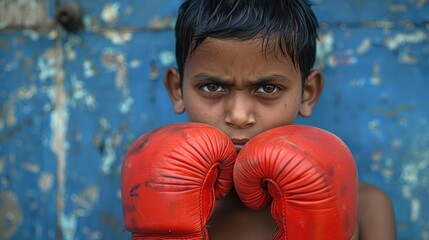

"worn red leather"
[234, 125, 358, 240]
[121, 122, 237, 239]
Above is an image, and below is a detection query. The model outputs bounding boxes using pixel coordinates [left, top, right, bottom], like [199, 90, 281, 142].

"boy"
[162, 0, 396, 239]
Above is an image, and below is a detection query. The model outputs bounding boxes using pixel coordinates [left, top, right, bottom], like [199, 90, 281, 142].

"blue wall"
[0, 0, 428, 239]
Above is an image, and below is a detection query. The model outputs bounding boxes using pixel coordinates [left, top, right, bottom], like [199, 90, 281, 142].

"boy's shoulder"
[357, 182, 397, 240]
[358, 182, 391, 203]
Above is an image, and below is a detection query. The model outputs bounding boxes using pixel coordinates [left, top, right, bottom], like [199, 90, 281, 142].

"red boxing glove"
[233, 125, 358, 240]
[121, 122, 237, 239]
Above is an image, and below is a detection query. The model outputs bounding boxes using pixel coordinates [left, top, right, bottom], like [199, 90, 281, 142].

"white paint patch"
[38, 172, 54, 192]
[23, 29, 40, 41]
[101, 2, 120, 24]
[0, 190, 23, 239]
[370, 62, 383, 85]
[60, 213, 77, 240]
[316, 32, 334, 68]
[410, 198, 420, 222]
[101, 136, 116, 174]
[119, 96, 134, 114]
[22, 162, 40, 173]
[70, 75, 98, 111]
[159, 51, 175, 66]
[148, 15, 175, 30]
[357, 37, 372, 55]
[37, 48, 57, 81]
[83, 59, 96, 78]
[129, 59, 141, 69]
[384, 30, 427, 51]
[102, 29, 133, 45]
[71, 185, 99, 217]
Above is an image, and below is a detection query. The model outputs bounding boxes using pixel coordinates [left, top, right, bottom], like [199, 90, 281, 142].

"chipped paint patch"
[38, 172, 54, 192]
[316, 32, 334, 68]
[83, 59, 96, 78]
[101, 48, 133, 114]
[399, 51, 418, 64]
[410, 198, 420, 222]
[60, 213, 77, 240]
[357, 37, 372, 55]
[5, 101, 16, 127]
[119, 96, 134, 114]
[22, 29, 40, 41]
[70, 75, 98, 111]
[385, 30, 427, 51]
[371, 62, 383, 85]
[148, 15, 175, 30]
[0, 190, 22, 239]
[71, 185, 99, 217]
[22, 161, 40, 173]
[400, 126, 429, 223]
[64, 36, 82, 62]
[159, 51, 175, 66]
[100, 3, 120, 24]
[37, 48, 58, 81]
[102, 29, 133, 45]
[129, 59, 141, 69]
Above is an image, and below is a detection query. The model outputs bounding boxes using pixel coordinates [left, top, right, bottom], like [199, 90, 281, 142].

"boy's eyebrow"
[191, 73, 291, 85]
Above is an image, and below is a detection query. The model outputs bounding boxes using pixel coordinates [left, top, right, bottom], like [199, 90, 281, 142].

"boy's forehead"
[184, 37, 300, 80]
[189, 37, 293, 64]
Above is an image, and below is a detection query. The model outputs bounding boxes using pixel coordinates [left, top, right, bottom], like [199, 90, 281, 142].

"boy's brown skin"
[164, 37, 396, 239]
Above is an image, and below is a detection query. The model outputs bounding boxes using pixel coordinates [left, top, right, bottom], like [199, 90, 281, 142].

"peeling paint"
[371, 62, 382, 85]
[70, 75, 98, 111]
[64, 36, 82, 62]
[60, 213, 77, 240]
[5, 102, 16, 127]
[101, 48, 133, 114]
[71, 185, 99, 217]
[37, 48, 58, 81]
[129, 59, 141, 69]
[159, 51, 175, 66]
[38, 172, 54, 192]
[315, 32, 334, 69]
[400, 126, 429, 225]
[356, 37, 372, 55]
[22, 161, 40, 173]
[399, 50, 418, 64]
[0, 190, 22, 239]
[83, 59, 96, 78]
[384, 30, 427, 51]
[411, 198, 420, 222]
[22, 29, 40, 41]
[100, 2, 120, 24]
[46, 35, 70, 239]
[102, 29, 133, 45]
[148, 15, 175, 30]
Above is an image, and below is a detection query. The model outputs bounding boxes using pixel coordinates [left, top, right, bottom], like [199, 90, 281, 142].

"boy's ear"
[299, 70, 324, 118]
[164, 67, 185, 114]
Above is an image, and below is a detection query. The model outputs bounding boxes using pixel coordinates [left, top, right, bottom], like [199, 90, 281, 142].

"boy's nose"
[224, 93, 255, 129]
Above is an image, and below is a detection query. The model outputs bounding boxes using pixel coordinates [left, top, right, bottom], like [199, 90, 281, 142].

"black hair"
[175, 0, 319, 85]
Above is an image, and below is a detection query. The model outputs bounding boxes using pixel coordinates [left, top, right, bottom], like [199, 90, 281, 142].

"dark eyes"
[201, 83, 226, 92]
[256, 84, 279, 94]
[200, 83, 280, 96]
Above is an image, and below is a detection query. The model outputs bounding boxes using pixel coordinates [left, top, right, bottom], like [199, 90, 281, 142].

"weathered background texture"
[0, 0, 428, 239]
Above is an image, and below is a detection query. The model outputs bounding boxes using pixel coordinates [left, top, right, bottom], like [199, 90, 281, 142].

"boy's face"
[165, 38, 323, 151]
